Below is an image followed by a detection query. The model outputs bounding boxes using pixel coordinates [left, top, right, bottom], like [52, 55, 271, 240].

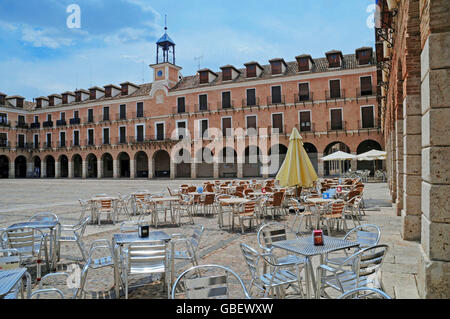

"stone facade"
[377, 0, 449, 298]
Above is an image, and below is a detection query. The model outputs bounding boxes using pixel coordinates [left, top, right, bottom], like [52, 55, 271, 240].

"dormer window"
[198, 69, 218, 84]
[199, 71, 209, 84]
[120, 82, 139, 96]
[247, 65, 256, 77]
[0, 93, 6, 105]
[75, 89, 89, 102]
[244, 62, 263, 78]
[272, 61, 282, 74]
[356, 47, 373, 65]
[220, 65, 240, 81]
[296, 55, 314, 72]
[326, 50, 343, 68]
[89, 89, 96, 100]
[222, 68, 232, 81]
[269, 59, 287, 75]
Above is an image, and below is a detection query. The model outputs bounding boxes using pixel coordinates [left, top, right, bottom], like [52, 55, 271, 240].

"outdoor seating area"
[0, 174, 392, 300]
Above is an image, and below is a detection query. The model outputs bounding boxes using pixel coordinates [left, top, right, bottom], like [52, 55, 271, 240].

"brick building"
[0, 28, 382, 181]
[376, 0, 449, 298]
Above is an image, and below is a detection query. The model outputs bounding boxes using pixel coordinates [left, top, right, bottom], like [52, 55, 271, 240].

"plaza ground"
[0, 179, 421, 299]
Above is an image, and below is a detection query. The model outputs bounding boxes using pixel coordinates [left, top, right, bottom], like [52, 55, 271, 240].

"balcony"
[100, 115, 110, 123]
[43, 141, 53, 149]
[57, 141, 67, 148]
[116, 136, 128, 145]
[128, 136, 146, 144]
[132, 111, 145, 119]
[356, 86, 377, 101]
[268, 125, 287, 135]
[56, 120, 67, 127]
[297, 122, 315, 134]
[172, 106, 188, 115]
[294, 92, 314, 104]
[358, 118, 381, 134]
[84, 139, 95, 147]
[196, 103, 210, 112]
[325, 89, 346, 101]
[242, 97, 260, 108]
[85, 117, 95, 125]
[219, 100, 235, 110]
[327, 121, 347, 133]
[16, 142, 31, 150]
[0, 140, 9, 148]
[30, 122, 41, 129]
[43, 121, 53, 128]
[0, 120, 10, 127]
[116, 113, 127, 121]
[32, 142, 40, 150]
[69, 118, 81, 125]
[15, 121, 29, 129]
[267, 95, 286, 106]
[70, 140, 81, 148]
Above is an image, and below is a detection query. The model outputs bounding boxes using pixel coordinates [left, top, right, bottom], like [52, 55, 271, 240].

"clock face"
[157, 70, 163, 77]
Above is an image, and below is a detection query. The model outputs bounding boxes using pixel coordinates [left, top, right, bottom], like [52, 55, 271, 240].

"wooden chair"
[235, 201, 259, 234]
[97, 199, 115, 226]
[323, 200, 347, 235]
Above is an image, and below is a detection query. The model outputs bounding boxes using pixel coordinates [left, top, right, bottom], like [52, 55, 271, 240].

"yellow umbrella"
[276, 127, 318, 191]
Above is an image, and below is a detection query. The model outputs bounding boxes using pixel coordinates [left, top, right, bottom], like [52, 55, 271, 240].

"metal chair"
[0, 249, 32, 299]
[216, 194, 233, 229]
[171, 264, 251, 299]
[57, 216, 91, 262]
[289, 198, 312, 234]
[338, 287, 392, 299]
[2, 227, 49, 282]
[323, 200, 348, 235]
[95, 199, 116, 226]
[171, 225, 204, 271]
[173, 194, 194, 226]
[120, 240, 169, 299]
[240, 243, 304, 299]
[33, 271, 85, 299]
[235, 200, 259, 234]
[30, 288, 65, 299]
[316, 244, 389, 298]
[117, 193, 133, 221]
[324, 224, 381, 266]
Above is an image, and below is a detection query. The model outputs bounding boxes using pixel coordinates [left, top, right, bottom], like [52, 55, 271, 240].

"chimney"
[220, 65, 241, 81]
[120, 82, 140, 96]
[325, 50, 344, 68]
[295, 54, 314, 72]
[103, 84, 121, 98]
[198, 69, 218, 84]
[244, 61, 264, 78]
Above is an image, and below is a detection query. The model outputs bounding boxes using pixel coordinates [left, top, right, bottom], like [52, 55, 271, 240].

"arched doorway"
[175, 148, 191, 178]
[14, 156, 27, 178]
[219, 147, 237, 178]
[357, 140, 383, 175]
[45, 156, 55, 178]
[0, 155, 9, 178]
[268, 144, 288, 177]
[72, 154, 82, 178]
[323, 142, 351, 176]
[244, 146, 262, 177]
[196, 147, 213, 178]
[102, 153, 113, 178]
[86, 154, 97, 178]
[59, 155, 69, 178]
[303, 143, 318, 173]
[153, 150, 170, 178]
[135, 151, 149, 178]
[118, 152, 130, 178]
[32, 156, 41, 178]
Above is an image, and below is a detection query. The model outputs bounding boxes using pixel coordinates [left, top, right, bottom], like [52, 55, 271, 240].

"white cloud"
[122, 0, 161, 18]
[21, 26, 73, 49]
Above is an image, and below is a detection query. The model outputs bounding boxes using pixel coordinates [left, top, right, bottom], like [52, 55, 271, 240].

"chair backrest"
[167, 187, 174, 196]
[205, 184, 214, 193]
[235, 191, 244, 198]
[30, 288, 65, 299]
[94, 194, 108, 198]
[135, 194, 146, 201]
[126, 240, 167, 272]
[328, 200, 345, 215]
[235, 186, 245, 193]
[171, 264, 250, 299]
[74, 216, 91, 236]
[344, 224, 381, 249]
[271, 192, 284, 206]
[244, 189, 254, 195]
[189, 225, 204, 250]
[100, 199, 112, 209]
[264, 186, 273, 193]
[28, 212, 59, 223]
[257, 222, 287, 251]
[0, 249, 21, 270]
[240, 243, 262, 283]
[204, 194, 215, 205]
[5, 227, 44, 254]
[187, 186, 197, 193]
[354, 245, 389, 281]
[338, 287, 392, 299]
[78, 200, 90, 219]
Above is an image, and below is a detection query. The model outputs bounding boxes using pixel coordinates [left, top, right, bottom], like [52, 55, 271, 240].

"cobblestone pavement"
[0, 179, 421, 299]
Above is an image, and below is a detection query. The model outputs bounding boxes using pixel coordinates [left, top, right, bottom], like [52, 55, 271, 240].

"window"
[199, 72, 208, 84]
[60, 132, 66, 147]
[119, 127, 126, 144]
[176, 121, 186, 140]
[246, 89, 256, 106]
[90, 89, 96, 100]
[0, 133, 7, 147]
[361, 106, 375, 128]
[18, 115, 25, 125]
[17, 134, 25, 148]
[199, 94, 208, 111]
[271, 86, 282, 104]
[271, 61, 282, 75]
[156, 123, 164, 140]
[34, 134, 39, 148]
[328, 54, 341, 68]
[299, 111, 311, 132]
[103, 107, 110, 121]
[74, 111, 79, 119]
[330, 109, 343, 130]
[298, 57, 310, 72]
[136, 125, 144, 142]
[73, 130, 80, 146]
[298, 83, 310, 101]
[329, 80, 341, 98]
[200, 119, 208, 139]
[246, 64, 256, 78]
[222, 117, 232, 137]
[272, 113, 283, 134]
[34, 116, 39, 123]
[246, 115, 257, 135]
[0, 113, 7, 125]
[88, 109, 94, 123]
[119, 104, 126, 119]
[60, 112, 65, 121]
[358, 50, 371, 65]
[222, 92, 231, 108]
[360, 76, 373, 96]
[47, 114, 52, 122]
[103, 128, 110, 144]
[46, 133, 52, 147]
[222, 68, 232, 81]
[137, 102, 144, 117]
[177, 97, 185, 113]
[86, 130, 93, 146]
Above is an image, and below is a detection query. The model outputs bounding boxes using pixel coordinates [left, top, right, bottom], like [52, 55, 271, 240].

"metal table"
[0, 268, 31, 299]
[112, 231, 172, 298]
[218, 198, 250, 230]
[7, 220, 60, 271]
[272, 235, 359, 298]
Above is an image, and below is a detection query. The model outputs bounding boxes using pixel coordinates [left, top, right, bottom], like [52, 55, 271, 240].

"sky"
[0, 0, 376, 100]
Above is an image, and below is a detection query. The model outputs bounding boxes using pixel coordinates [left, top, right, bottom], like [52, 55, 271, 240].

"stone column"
[191, 162, 197, 179]
[148, 157, 153, 179]
[113, 160, 119, 179]
[237, 162, 244, 179]
[97, 160, 103, 179]
[170, 160, 175, 180]
[55, 161, 61, 179]
[350, 152, 357, 172]
[261, 164, 270, 179]
[418, 30, 450, 299]
[394, 117, 404, 216]
[82, 160, 87, 179]
[317, 153, 324, 177]
[68, 161, 74, 179]
[26, 162, 33, 177]
[130, 159, 136, 179]
[401, 95, 422, 240]
[9, 162, 15, 179]
[213, 161, 219, 179]
[41, 160, 46, 178]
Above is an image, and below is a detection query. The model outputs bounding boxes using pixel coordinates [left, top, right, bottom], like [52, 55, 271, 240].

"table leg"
[304, 257, 312, 299]
[114, 244, 120, 298]
[170, 240, 175, 297]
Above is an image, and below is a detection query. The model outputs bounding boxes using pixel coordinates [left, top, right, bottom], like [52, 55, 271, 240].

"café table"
[89, 196, 119, 225]
[7, 220, 60, 271]
[306, 198, 336, 229]
[0, 268, 31, 299]
[150, 196, 182, 225]
[272, 235, 359, 299]
[112, 231, 172, 298]
[217, 198, 250, 230]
